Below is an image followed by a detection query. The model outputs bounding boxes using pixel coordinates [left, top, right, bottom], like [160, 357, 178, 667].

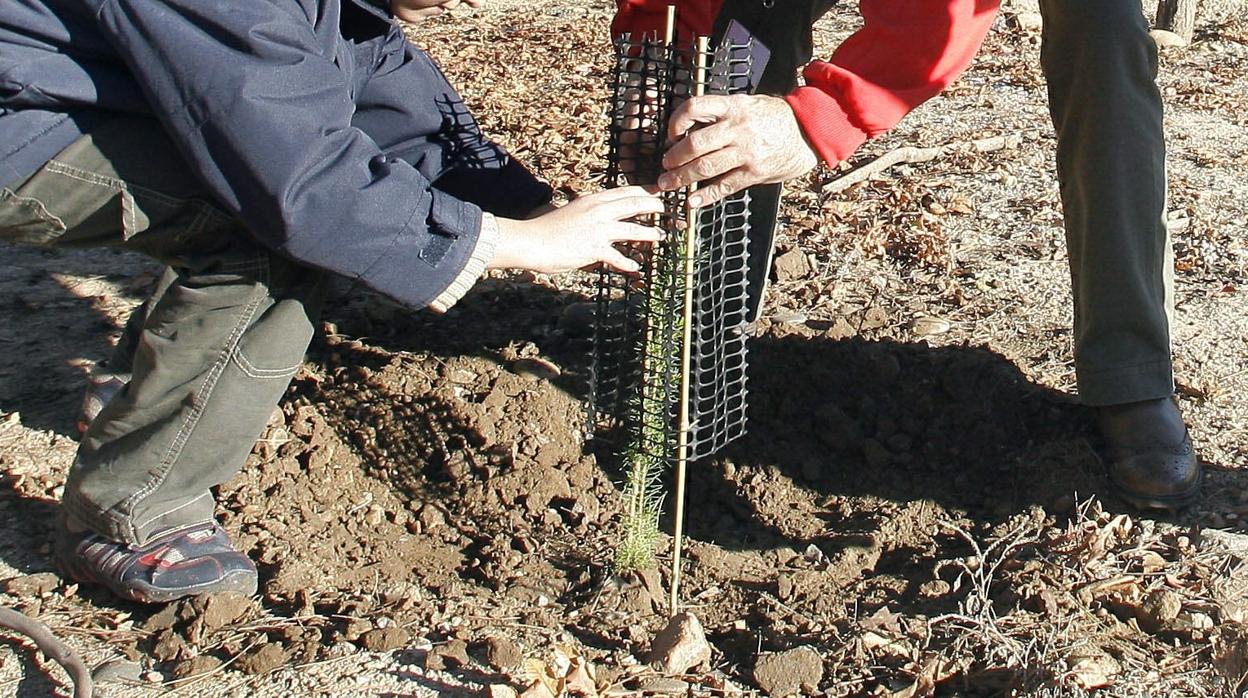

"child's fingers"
[598, 193, 665, 221]
[606, 222, 662, 243]
[598, 247, 642, 273]
[590, 184, 660, 202]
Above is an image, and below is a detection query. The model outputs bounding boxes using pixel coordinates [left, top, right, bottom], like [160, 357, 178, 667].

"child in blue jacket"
[0, 0, 661, 602]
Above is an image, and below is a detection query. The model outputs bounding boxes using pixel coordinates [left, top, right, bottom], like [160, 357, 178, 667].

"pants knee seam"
[117, 253, 271, 536]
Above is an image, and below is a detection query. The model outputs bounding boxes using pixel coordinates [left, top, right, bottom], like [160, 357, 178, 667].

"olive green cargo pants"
[719, 0, 1174, 406]
[0, 117, 326, 545]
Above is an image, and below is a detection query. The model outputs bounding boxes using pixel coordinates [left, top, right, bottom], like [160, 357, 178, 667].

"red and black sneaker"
[56, 521, 257, 603]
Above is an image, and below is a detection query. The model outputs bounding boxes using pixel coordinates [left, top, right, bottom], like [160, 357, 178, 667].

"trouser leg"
[106, 266, 177, 375]
[1039, 0, 1174, 406]
[0, 116, 325, 545]
[713, 0, 839, 320]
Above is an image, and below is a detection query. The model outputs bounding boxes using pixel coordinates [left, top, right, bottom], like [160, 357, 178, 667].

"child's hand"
[491, 186, 664, 274]
[391, 0, 483, 24]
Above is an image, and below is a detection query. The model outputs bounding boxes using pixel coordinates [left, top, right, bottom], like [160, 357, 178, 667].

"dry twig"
[823, 134, 1024, 194]
[0, 605, 93, 698]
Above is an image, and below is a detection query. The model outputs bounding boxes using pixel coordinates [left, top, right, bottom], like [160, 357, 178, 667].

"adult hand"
[391, 0, 482, 24]
[657, 94, 819, 207]
[491, 186, 664, 274]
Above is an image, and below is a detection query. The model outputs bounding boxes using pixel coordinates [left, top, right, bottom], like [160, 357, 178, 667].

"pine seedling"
[591, 15, 757, 608]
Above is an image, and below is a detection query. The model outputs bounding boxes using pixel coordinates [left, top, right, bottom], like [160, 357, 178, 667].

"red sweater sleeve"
[612, 0, 1000, 166]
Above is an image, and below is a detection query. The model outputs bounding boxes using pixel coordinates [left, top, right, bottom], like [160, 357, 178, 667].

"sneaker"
[56, 521, 257, 603]
[76, 372, 129, 435]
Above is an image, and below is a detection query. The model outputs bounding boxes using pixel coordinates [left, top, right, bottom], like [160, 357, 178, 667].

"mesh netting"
[589, 33, 756, 469]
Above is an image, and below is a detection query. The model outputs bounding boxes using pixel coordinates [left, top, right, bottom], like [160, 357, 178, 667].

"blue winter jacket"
[0, 0, 552, 308]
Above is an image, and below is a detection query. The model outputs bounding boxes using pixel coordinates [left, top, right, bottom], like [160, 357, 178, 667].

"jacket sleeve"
[88, 0, 486, 309]
[612, 0, 1000, 167]
[786, 0, 1000, 165]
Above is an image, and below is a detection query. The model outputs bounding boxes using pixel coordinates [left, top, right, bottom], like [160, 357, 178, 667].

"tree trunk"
[1155, 0, 1199, 41]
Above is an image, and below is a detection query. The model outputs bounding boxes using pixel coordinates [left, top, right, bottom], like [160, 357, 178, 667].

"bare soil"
[2, 3, 1248, 697]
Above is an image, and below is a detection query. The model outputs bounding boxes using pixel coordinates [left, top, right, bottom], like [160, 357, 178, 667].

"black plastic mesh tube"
[589, 33, 755, 469]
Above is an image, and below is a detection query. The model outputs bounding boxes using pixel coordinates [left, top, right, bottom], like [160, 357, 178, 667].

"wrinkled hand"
[657, 94, 819, 207]
[390, 0, 482, 24]
[492, 186, 664, 274]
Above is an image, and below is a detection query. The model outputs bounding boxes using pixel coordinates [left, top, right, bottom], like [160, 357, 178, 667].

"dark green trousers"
[719, 0, 1173, 406]
[0, 116, 325, 545]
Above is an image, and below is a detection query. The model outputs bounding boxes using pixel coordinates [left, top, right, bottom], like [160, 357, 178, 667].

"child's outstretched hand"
[491, 186, 664, 274]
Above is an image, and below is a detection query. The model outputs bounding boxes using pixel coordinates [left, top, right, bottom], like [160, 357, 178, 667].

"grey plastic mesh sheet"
[589, 32, 757, 466]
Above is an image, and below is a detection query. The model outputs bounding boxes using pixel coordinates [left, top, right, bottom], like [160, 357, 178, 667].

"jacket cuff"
[428, 212, 499, 313]
[784, 86, 871, 166]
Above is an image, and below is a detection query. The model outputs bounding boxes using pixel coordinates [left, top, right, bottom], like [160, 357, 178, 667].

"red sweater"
[612, 0, 1000, 165]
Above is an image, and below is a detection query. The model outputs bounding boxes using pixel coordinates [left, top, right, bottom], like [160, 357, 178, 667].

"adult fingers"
[661, 120, 734, 171]
[667, 95, 732, 143]
[657, 146, 742, 192]
[687, 169, 754, 208]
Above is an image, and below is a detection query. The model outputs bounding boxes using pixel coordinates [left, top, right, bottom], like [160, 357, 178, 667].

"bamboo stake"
[669, 34, 708, 616]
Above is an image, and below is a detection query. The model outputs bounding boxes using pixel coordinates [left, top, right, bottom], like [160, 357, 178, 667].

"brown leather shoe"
[1096, 397, 1201, 510]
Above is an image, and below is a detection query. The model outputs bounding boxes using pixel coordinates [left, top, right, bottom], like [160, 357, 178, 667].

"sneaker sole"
[121, 569, 258, 604]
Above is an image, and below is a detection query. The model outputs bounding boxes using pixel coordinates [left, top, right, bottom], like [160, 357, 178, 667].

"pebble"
[91, 659, 144, 685]
[753, 646, 823, 697]
[637, 676, 690, 693]
[648, 612, 712, 674]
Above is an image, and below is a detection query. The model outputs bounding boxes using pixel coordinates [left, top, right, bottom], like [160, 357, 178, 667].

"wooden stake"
[669, 35, 708, 617]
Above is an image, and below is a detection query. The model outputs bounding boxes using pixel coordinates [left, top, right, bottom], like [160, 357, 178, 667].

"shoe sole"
[59, 555, 258, 604]
[1109, 469, 1203, 511]
[118, 570, 258, 604]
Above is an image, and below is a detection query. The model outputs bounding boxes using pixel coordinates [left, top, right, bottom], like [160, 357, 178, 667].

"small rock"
[237, 642, 290, 675]
[1150, 29, 1187, 48]
[191, 592, 253, 633]
[91, 659, 144, 685]
[1068, 649, 1120, 690]
[637, 676, 690, 693]
[1010, 11, 1043, 33]
[648, 612, 712, 674]
[771, 311, 808, 326]
[171, 655, 223, 680]
[512, 357, 561, 381]
[488, 686, 519, 698]
[151, 629, 189, 662]
[753, 646, 823, 697]
[910, 316, 951, 336]
[360, 626, 410, 653]
[777, 575, 795, 601]
[772, 248, 812, 283]
[141, 604, 180, 632]
[824, 318, 856, 340]
[1138, 588, 1183, 633]
[426, 638, 471, 670]
[477, 635, 524, 671]
[918, 580, 952, 599]
[344, 618, 372, 641]
[3, 573, 60, 597]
